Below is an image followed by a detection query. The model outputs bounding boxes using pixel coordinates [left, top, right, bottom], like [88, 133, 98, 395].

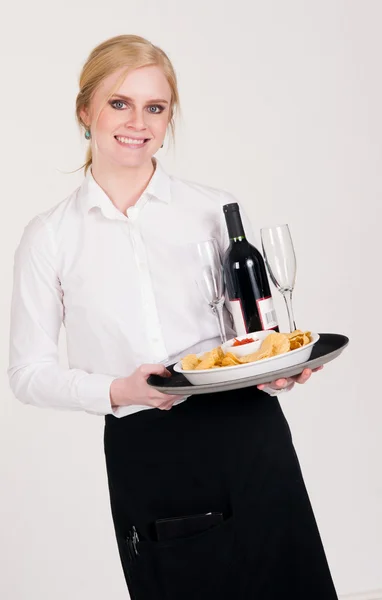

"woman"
[8, 35, 337, 599]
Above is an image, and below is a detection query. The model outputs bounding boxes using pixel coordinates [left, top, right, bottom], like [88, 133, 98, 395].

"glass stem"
[213, 302, 227, 343]
[283, 290, 297, 333]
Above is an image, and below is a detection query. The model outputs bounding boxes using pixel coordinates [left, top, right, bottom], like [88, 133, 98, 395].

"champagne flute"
[193, 239, 227, 343]
[260, 225, 297, 332]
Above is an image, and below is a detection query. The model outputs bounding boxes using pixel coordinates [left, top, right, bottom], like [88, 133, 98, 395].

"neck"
[90, 157, 156, 214]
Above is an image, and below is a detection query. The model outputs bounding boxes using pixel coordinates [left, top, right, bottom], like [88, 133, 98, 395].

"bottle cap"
[223, 203, 239, 214]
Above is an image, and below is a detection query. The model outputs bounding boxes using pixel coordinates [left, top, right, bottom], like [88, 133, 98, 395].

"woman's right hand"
[110, 364, 185, 410]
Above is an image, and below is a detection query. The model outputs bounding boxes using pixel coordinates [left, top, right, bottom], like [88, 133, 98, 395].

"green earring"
[85, 129, 91, 140]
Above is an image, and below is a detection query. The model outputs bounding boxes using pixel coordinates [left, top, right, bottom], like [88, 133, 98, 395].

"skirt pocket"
[124, 515, 236, 600]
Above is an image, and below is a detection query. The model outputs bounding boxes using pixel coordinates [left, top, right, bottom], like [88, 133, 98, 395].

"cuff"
[76, 374, 116, 415]
[261, 382, 295, 397]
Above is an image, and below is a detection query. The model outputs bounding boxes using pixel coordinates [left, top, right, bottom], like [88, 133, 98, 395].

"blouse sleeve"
[8, 216, 116, 416]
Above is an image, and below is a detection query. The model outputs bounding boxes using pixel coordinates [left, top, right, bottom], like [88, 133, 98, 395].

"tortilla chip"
[260, 332, 290, 356]
[195, 353, 216, 370]
[285, 329, 304, 339]
[181, 354, 200, 370]
[221, 356, 240, 367]
[240, 348, 273, 363]
[289, 339, 303, 350]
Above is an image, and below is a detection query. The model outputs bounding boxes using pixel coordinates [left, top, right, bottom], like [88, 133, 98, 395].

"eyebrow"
[110, 94, 169, 104]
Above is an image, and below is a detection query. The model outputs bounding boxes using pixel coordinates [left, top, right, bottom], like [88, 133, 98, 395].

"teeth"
[116, 136, 146, 145]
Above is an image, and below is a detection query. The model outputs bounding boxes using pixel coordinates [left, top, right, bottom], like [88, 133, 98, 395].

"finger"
[157, 394, 184, 410]
[258, 364, 322, 391]
[274, 378, 290, 388]
[257, 378, 290, 391]
[140, 364, 172, 379]
[294, 369, 312, 384]
[160, 401, 175, 411]
[158, 394, 183, 410]
[156, 392, 183, 403]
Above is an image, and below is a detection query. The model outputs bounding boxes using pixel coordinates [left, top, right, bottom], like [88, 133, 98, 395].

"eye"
[147, 105, 165, 114]
[110, 100, 127, 110]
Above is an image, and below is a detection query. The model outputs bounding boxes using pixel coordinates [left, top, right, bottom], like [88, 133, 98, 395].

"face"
[80, 65, 172, 169]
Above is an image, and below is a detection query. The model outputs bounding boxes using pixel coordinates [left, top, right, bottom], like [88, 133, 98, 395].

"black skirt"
[104, 387, 338, 600]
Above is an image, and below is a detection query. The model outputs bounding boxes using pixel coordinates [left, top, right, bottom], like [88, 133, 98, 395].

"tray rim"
[147, 333, 349, 395]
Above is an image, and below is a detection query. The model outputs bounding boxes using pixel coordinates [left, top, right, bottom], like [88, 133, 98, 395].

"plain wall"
[1, 1, 381, 598]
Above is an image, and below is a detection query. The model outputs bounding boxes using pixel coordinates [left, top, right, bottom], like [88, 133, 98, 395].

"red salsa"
[232, 337, 258, 347]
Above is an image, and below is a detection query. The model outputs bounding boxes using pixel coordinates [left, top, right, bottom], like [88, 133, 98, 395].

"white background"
[1, 1, 381, 598]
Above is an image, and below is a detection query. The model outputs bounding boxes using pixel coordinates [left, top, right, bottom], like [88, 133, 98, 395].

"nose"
[125, 107, 147, 131]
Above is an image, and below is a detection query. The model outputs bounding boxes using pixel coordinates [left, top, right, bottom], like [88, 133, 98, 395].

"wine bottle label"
[257, 296, 278, 330]
[229, 299, 248, 335]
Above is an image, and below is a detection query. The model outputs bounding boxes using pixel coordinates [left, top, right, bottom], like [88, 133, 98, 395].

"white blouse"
[8, 160, 284, 418]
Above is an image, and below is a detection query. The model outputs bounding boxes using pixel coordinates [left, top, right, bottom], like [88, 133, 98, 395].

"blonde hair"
[75, 35, 180, 174]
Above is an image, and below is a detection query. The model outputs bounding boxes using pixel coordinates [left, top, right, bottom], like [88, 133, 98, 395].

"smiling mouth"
[114, 135, 151, 146]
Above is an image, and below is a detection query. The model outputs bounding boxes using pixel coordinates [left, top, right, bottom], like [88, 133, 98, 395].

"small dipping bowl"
[220, 331, 274, 358]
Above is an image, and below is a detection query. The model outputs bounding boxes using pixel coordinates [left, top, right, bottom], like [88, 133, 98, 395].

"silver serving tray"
[147, 333, 349, 395]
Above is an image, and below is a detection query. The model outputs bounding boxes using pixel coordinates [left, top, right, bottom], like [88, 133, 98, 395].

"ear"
[79, 106, 90, 127]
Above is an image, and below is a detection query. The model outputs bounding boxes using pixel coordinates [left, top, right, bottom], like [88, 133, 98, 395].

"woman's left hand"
[257, 366, 323, 392]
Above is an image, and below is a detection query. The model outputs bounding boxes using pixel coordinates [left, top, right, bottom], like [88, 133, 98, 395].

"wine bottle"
[222, 203, 279, 335]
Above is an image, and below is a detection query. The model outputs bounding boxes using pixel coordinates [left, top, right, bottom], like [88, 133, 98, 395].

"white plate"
[173, 332, 320, 385]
